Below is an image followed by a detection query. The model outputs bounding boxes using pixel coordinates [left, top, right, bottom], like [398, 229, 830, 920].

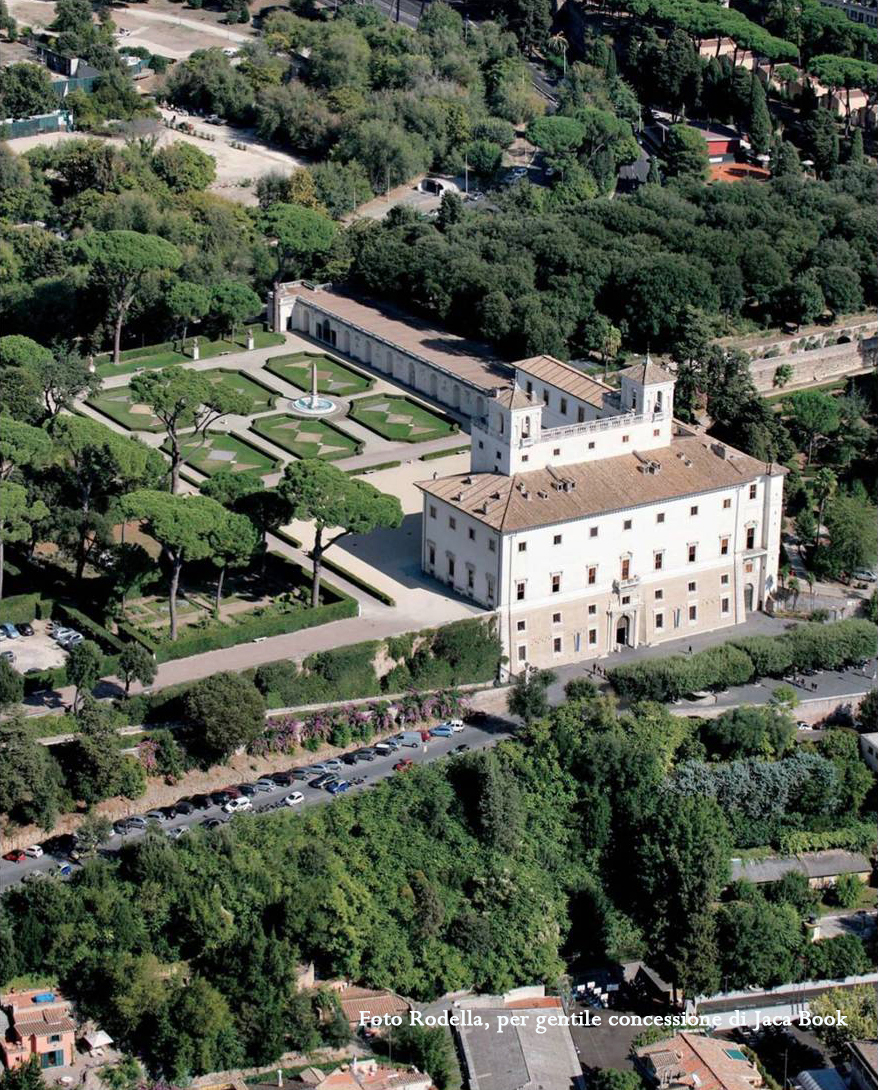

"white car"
[222, 47, 238, 57]
[25, 845, 43, 858]
[448, 719, 465, 733]
[283, 792, 305, 806]
[852, 569, 876, 582]
[222, 797, 252, 814]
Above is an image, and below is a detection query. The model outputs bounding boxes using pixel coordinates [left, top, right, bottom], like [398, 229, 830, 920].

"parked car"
[283, 792, 305, 806]
[190, 794, 213, 809]
[309, 774, 333, 789]
[47, 621, 68, 637]
[288, 769, 310, 781]
[326, 780, 350, 794]
[430, 725, 453, 738]
[222, 797, 252, 814]
[342, 753, 360, 766]
[399, 731, 422, 747]
[16, 623, 34, 637]
[272, 771, 297, 785]
[201, 817, 224, 829]
[255, 778, 276, 792]
[354, 749, 376, 761]
[0, 623, 20, 640]
[113, 820, 131, 834]
[126, 816, 148, 830]
[796, 720, 811, 731]
[307, 763, 330, 774]
[211, 790, 233, 806]
[420, 730, 431, 742]
[324, 759, 343, 770]
[24, 845, 43, 858]
[205, 114, 224, 124]
[57, 862, 73, 876]
[452, 744, 470, 753]
[60, 632, 84, 648]
[166, 826, 188, 841]
[448, 718, 465, 732]
[174, 801, 194, 815]
[145, 810, 167, 823]
[2, 850, 26, 863]
[852, 569, 877, 582]
[238, 784, 260, 797]
[373, 743, 393, 756]
[393, 758, 414, 772]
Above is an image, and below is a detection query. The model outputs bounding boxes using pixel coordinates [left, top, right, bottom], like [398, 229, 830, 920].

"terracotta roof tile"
[516, 355, 611, 407]
[418, 435, 781, 532]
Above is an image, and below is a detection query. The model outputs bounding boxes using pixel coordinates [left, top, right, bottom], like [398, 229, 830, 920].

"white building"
[269, 282, 510, 420]
[418, 356, 785, 672]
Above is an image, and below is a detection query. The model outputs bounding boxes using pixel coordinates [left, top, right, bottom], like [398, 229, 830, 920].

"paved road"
[0, 717, 512, 891]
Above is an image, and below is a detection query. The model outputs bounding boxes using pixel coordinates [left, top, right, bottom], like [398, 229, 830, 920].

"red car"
[2, 850, 26, 863]
[393, 758, 414, 772]
[420, 730, 431, 742]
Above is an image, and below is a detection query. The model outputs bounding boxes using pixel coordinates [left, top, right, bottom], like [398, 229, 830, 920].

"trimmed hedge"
[54, 603, 129, 655]
[346, 461, 402, 475]
[419, 445, 471, 461]
[313, 555, 396, 607]
[119, 590, 357, 664]
[0, 592, 42, 625]
[608, 620, 877, 702]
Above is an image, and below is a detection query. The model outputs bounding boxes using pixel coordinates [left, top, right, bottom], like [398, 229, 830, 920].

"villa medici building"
[271, 282, 785, 672]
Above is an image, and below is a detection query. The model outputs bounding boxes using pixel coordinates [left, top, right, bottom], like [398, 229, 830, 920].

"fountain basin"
[290, 394, 337, 417]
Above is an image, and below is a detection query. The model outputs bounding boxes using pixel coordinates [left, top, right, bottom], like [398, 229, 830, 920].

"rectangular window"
[495, 450, 501, 460]
[746, 526, 756, 549]
[655, 611, 664, 630]
[621, 557, 631, 580]
[468, 527, 475, 541]
[516, 581, 526, 601]
[517, 644, 527, 662]
[560, 397, 568, 414]
[653, 428, 660, 437]
[749, 483, 758, 500]
[588, 604, 597, 615]
[478, 440, 484, 449]
[449, 516, 456, 530]
[688, 580, 697, 593]
[517, 619, 526, 632]
[688, 544, 697, 563]
[656, 512, 665, 523]
[654, 551, 664, 570]
[543, 388, 549, 405]
[521, 454, 529, 463]
[720, 536, 730, 555]
[622, 434, 630, 444]
[448, 557, 455, 578]
[552, 612, 562, 624]
[590, 526, 598, 538]
[623, 519, 632, 531]
[488, 538, 496, 553]
[553, 533, 562, 545]
[655, 589, 663, 600]
[688, 604, 698, 622]
[518, 541, 527, 553]
[720, 573, 730, 586]
[526, 381, 533, 396]
[553, 447, 560, 456]
[723, 498, 732, 509]
[588, 628, 598, 645]
[466, 567, 474, 589]
[622, 595, 631, 605]
[486, 575, 495, 601]
[575, 631, 581, 652]
[429, 505, 436, 519]
[587, 566, 597, 585]
[428, 544, 435, 566]
[690, 505, 699, 516]
[721, 597, 730, 614]
[553, 637, 563, 654]
[588, 441, 596, 450]
[551, 573, 561, 594]
[577, 407, 586, 424]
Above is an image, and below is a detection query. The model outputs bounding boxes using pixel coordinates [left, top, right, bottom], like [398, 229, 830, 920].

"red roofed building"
[0, 989, 76, 1071]
[330, 985, 411, 1031]
[636, 1032, 764, 1090]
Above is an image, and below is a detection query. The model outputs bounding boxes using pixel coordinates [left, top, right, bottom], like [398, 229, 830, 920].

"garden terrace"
[264, 352, 374, 397]
[250, 415, 362, 461]
[347, 394, 456, 443]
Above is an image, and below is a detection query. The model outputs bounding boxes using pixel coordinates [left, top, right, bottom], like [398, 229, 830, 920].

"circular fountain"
[290, 359, 337, 417]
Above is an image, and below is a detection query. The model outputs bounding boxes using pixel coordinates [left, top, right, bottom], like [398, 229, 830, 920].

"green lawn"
[251, 414, 361, 461]
[95, 327, 286, 377]
[200, 369, 277, 413]
[86, 386, 166, 432]
[264, 352, 373, 397]
[347, 394, 456, 443]
[170, 432, 280, 477]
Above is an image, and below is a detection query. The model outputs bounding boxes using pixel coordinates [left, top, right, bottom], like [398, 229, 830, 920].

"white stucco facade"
[420, 358, 785, 673]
